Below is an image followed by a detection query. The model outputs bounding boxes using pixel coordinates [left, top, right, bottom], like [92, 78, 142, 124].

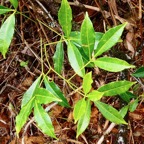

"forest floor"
[0, 0, 144, 144]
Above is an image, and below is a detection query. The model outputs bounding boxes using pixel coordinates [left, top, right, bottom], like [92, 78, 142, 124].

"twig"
[97, 122, 116, 144]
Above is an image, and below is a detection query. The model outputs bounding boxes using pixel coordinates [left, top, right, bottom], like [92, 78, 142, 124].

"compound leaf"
[0, 13, 15, 58]
[34, 102, 57, 139]
[95, 101, 127, 124]
[98, 81, 135, 96]
[94, 57, 135, 72]
[76, 99, 91, 138]
[94, 23, 127, 57]
[58, 0, 72, 37]
[68, 41, 85, 77]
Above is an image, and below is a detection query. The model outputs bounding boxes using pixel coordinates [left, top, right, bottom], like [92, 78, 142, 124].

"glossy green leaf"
[70, 31, 103, 48]
[53, 41, 64, 74]
[34, 102, 57, 139]
[76, 100, 91, 138]
[70, 31, 81, 46]
[21, 76, 41, 107]
[95, 101, 127, 124]
[119, 91, 136, 103]
[58, 0, 72, 37]
[94, 32, 104, 50]
[94, 57, 135, 72]
[82, 72, 93, 95]
[67, 41, 85, 77]
[9, 0, 18, 9]
[35, 88, 61, 104]
[81, 12, 95, 58]
[132, 67, 144, 78]
[119, 105, 129, 118]
[98, 81, 135, 96]
[73, 98, 87, 123]
[44, 76, 70, 107]
[0, 13, 15, 58]
[0, 6, 13, 14]
[129, 99, 138, 112]
[16, 97, 34, 135]
[94, 23, 127, 57]
[87, 90, 104, 101]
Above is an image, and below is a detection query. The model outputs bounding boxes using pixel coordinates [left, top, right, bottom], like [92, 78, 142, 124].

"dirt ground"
[0, 0, 144, 143]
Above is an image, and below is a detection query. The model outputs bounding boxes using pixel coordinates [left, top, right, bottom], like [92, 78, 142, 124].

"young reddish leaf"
[81, 12, 95, 59]
[94, 57, 135, 72]
[87, 90, 104, 101]
[82, 72, 93, 95]
[73, 98, 87, 123]
[16, 97, 34, 135]
[68, 41, 85, 77]
[34, 102, 57, 139]
[95, 101, 127, 124]
[76, 100, 91, 138]
[98, 81, 135, 96]
[58, 0, 72, 37]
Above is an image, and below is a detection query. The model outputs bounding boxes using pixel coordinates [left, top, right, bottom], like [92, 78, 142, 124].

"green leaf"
[81, 12, 95, 58]
[16, 97, 34, 135]
[129, 99, 138, 112]
[53, 41, 64, 74]
[119, 91, 136, 103]
[44, 76, 70, 107]
[98, 81, 135, 96]
[21, 76, 41, 107]
[34, 102, 57, 139]
[73, 98, 87, 123]
[35, 88, 62, 104]
[9, 0, 18, 9]
[82, 72, 93, 95]
[76, 100, 91, 138]
[95, 101, 127, 124]
[132, 67, 144, 78]
[0, 6, 13, 14]
[58, 0, 72, 37]
[94, 23, 127, 57]
[94, 32, 104, 50]
[0, 13, 15, 58]
[20, 60, 28, 67]
[67, 41, 85, 77]
[94, 57, 135, 72]
[87, 90, 104, 101]
[119, 105, 129, 118]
